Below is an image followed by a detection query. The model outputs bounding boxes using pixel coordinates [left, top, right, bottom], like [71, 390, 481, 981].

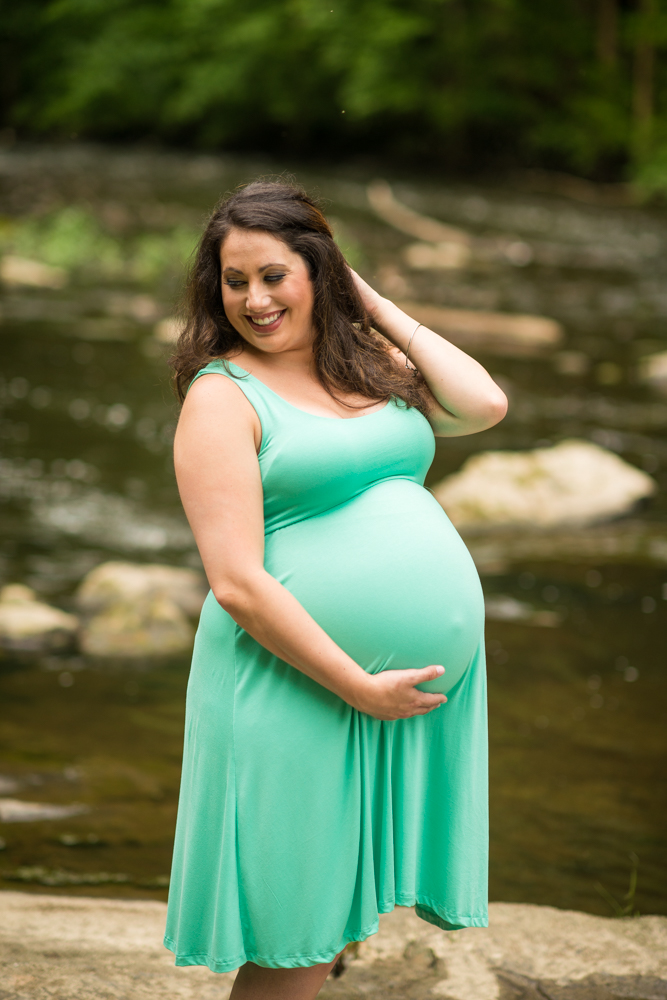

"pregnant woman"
[164, 181, 507, 999]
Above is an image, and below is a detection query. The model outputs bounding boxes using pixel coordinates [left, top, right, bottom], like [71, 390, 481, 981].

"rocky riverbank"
[1, 891, 665, 1000]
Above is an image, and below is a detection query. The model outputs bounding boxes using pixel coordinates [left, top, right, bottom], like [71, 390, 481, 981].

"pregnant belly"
[264, 479, 484, 695]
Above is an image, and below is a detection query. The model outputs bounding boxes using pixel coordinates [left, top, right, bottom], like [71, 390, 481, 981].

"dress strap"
[187, 360, 282, 447]
[188, 359, 249, 394]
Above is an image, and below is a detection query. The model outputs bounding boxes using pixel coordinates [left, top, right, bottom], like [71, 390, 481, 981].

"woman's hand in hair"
[348, 269, 507, 438]
[349, 268, 384, 322]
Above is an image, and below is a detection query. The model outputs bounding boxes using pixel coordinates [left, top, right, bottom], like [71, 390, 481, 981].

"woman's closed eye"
[223, 274, 286, 288]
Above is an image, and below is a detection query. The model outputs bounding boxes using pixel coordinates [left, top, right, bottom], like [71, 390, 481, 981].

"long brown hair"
[170, 180, 431, 413]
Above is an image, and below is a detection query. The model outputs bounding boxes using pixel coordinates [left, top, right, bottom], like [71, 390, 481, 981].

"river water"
[0, 145, 665, 916]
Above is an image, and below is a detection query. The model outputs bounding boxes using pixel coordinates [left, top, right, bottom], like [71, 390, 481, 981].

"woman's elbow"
[459, 389, 508, 435]
[213, 585, 242, 615]
[212, 573, 265, 618]
[482, 388, 508, 428]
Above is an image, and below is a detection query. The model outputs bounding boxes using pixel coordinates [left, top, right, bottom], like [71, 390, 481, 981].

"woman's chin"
[243, 329, 314, 355]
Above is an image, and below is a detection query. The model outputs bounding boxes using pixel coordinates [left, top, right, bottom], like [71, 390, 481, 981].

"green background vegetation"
[2, 1, 667, 193]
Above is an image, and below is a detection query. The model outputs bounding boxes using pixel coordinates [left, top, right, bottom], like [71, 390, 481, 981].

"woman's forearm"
[211, 566, 446, 721]
[214, 569, 372, 705]
[372, 296, 507, 436]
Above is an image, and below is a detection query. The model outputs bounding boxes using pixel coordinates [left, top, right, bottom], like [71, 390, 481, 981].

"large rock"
[76, 562, 207, 658]
[0, 893, 665, 1000]
[432, 440, 656, 531]
[77, 562, 206, 618]
[0, 584, 79, 653]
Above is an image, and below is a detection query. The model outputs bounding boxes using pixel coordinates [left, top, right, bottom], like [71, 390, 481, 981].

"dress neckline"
[221, 360, 391, 422]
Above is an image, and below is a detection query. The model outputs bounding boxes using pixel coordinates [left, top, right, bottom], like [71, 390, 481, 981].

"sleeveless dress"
[164, 360, 488, 973]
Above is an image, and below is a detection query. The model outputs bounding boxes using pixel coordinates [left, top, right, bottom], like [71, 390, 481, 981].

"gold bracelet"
[405, 322, 421, 373]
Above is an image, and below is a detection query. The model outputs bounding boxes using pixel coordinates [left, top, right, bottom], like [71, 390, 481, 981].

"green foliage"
[10, 208, 124, 274]
[3, 0, 667, 181]
[330, 217, 366, 271]
[0, 208, 200, 285]
[130, 227, 200, 283]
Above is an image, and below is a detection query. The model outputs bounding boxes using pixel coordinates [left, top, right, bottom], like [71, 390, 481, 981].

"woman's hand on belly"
[350, 665, 447, 721]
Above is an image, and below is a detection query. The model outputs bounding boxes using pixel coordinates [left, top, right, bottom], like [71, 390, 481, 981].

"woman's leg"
[229, 954, 341, 1000]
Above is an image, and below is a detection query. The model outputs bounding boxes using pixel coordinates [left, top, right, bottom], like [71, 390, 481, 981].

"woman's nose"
[245, 279, 272, 311]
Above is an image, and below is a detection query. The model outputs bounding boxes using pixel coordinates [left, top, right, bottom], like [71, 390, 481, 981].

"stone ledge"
[0, 891, 665, 1000]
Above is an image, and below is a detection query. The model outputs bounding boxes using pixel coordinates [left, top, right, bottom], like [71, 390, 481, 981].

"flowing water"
[0, 145, 665, 916]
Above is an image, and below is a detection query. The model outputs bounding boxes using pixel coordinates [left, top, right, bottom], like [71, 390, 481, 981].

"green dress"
[164, 360, 488, 973]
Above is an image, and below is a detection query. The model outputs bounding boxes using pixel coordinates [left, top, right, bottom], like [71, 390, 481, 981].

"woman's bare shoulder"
[183, 368, 254, 414]
[177, 370, 262, 455]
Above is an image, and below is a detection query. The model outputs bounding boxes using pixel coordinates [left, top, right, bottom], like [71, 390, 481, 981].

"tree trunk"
[633, 0, 655, 157]
[597, 0, 618, 67]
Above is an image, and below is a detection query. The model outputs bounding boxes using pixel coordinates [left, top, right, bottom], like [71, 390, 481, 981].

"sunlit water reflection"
[0, 145, 664, 915]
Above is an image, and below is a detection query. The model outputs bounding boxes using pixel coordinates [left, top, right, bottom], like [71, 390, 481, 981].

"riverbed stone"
[0, 892, 665, 1000]
[638, 350, 667, 393]
[432, 440, 656, 530]
[76, 561, 207, 658]
[0, 798, 88, 822]
[0, 584, 79, 653]
[77, 562, 207, 618]
[153, 316, 185, 343]
[0, 254, 68, 289]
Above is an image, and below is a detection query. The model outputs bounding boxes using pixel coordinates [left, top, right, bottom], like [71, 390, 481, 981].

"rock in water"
[77, 562, 206, 617]
[639, 350, 667, 394]
[79, 596, 194, 658]
[76, 562, 207, 658]
[432, 440, 656, 530]
[0, 255, 68, 289]
[0, 799, 88, 822]
[0, 585, 79, 653]
[153, 316, 185, 343]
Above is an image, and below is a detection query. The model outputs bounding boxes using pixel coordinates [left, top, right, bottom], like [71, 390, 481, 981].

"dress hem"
[163, 898, 488, 973]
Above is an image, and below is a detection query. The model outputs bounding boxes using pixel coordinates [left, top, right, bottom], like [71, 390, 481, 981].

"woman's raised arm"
[351, 270, 508, 437]
[174, 374, 448, 720]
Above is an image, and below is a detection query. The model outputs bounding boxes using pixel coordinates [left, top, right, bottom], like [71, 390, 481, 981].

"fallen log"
[395, 300, 563, 355]
[367, 180, 471, 246]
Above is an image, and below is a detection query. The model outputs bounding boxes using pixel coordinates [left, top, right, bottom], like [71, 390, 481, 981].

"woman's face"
[220, 228, 315, 355]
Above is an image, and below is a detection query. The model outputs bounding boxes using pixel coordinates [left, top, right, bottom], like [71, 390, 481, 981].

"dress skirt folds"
[164, 361, 488, 972]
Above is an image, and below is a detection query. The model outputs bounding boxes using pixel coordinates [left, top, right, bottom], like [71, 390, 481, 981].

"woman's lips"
[245, 309, 286, 333]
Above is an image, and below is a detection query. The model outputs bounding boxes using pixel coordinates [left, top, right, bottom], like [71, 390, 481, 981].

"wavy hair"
[170, 180, 431, 413]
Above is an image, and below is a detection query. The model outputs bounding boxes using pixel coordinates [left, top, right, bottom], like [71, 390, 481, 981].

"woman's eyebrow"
[222, 262, 287, 275]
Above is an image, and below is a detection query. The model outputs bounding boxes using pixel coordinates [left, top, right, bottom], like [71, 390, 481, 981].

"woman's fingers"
[348, 267, 383, 317]
[416, 664, 445, 682]
[361, 666, 449, 720]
